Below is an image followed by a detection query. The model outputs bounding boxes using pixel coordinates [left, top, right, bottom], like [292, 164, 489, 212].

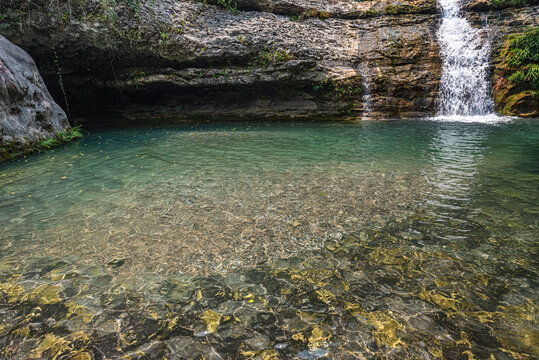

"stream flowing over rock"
[0, 35, 69, 158]
[0, 0, 536, 121]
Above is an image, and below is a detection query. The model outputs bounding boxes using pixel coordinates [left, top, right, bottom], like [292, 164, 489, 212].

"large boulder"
[0, 34, 69, 159]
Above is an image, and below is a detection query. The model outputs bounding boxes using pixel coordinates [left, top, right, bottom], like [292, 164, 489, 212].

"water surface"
[0, 119, 537, 359]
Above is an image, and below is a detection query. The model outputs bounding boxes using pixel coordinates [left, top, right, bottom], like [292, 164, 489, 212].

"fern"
[506, 28, 539, 90]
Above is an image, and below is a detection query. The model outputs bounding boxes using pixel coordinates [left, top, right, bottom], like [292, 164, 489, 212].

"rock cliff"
[0, 0, 536, 121]
[0, 35, 69, 161]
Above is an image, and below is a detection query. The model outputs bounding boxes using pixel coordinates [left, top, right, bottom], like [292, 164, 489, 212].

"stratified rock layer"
[0, 35, 69, 157]
[0, 0, 536, 119]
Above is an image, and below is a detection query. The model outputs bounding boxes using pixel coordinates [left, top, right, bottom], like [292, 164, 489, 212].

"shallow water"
[0, 119, 538, 359]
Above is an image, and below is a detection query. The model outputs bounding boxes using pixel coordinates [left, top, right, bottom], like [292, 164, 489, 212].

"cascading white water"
[359, 61, 372, 120]
[436, 0, 494, 117]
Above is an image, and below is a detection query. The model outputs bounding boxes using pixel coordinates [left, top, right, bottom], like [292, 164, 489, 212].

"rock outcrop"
[465, 4, 538, 117]
[0, 0, 536, 121]
[0, 35, 69, 160]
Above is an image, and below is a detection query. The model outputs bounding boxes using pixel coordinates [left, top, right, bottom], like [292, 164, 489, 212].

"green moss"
[494, 27, 538, 115]
[492, 0, 527, 9]
[217, 0, 237, 12]
[1, 126, 83, 163]
[313, 77, 362, 101]
[384, 5, 398, 15]
[362, 8, 379, 18]
[248, 47, 294, 69]
[384, 3, 431, 16]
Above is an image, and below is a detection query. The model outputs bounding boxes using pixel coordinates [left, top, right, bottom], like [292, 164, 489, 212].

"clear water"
[437, 0, 494, 116]
[0, 119, 538, 359]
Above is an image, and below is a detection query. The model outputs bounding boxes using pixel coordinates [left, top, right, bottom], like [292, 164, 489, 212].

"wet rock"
[0, 1, 535, 121]
[166, 336, 215, 358]
[479, 6, 538, 117]
[106, 258, 125, 268]
[464, 0, 492, 12]
[0, 35, 68, 160]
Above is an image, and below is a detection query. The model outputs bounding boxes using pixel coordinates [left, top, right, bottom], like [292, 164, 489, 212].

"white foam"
[436, 0, 494, 117]
[430, 115, 514, 124]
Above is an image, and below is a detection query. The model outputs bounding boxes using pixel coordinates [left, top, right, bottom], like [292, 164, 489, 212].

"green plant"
[61, 11, 71, 25]
[217, 0, 237, 12]
[238, 35, 248, 45]
[249, 47, 294, 69]
[313, 77, 362, 101]
[38, 138, 60, 149]
[492, 0, 526, 9]
[384, 5, 398, 15]
[215, 63, 232, 78]
[1, 126, 84, 162]
[55, 126, 83, 142]
[98, 0, 118, 22]
[130, 71, 147, 88]
[124, 0, 142, 14]
[338, 102, 357, 116]
[506, 28, 539, 67]
[508, 65, 539, 87]
[505, 28, 539, 89]
[362, 8, 378, 18]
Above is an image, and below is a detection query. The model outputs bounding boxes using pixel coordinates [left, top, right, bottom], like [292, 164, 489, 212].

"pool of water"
[0, 118, 537, 359]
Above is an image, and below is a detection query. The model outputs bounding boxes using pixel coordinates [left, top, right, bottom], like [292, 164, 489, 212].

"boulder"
[0, 34, 69, 158]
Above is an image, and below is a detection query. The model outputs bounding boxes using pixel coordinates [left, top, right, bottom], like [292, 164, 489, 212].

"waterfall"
[359, 61, 372, 120]
[436, 0, 494, 117]
[358, 41, 372, 120]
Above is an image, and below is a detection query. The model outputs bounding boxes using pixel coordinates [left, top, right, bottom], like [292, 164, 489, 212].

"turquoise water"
[0, 119, 538, 359]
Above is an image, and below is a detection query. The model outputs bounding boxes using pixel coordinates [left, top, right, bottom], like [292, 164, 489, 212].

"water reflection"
[424, 123, 486, 219]
[0, 120, 537, 359]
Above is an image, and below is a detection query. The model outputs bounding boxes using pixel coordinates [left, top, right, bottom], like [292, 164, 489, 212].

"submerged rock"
[0, 35, 69, 160]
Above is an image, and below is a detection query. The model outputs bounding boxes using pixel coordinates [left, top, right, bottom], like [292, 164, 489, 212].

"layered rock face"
[0, 35, 69, 158]
[0, 0, 536, 120]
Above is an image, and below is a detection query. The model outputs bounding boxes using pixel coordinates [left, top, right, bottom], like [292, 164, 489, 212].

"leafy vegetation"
[384, 5, 399, 15]
[494, 27, 538, 115]
[313, 77, 363, 116]
[313, 78, 362, 100]
[37, 126, 83, 150]
[505, 27, 539, 90]
[362, 8, 379, 18]
[124, 0, 141, 14]
[249, 47, 294, 69]
[217, 0, 238, 12]
[1, 127, 83, 162]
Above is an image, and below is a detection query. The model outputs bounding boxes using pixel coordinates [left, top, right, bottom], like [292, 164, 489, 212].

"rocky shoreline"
[0, 0, 537, 158]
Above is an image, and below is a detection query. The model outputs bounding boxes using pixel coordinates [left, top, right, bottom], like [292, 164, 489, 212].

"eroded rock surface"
[0, 35, 69, 159]
[0, 0, 536, 120]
